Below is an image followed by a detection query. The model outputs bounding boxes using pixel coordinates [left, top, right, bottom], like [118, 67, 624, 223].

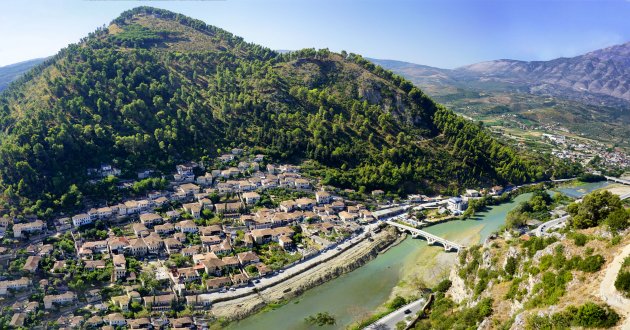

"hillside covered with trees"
[0, 7, 570, 217]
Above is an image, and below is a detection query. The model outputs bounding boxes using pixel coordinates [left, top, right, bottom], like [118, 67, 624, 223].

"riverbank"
[379, 232, 407, 254]
[390, 224, 482, 301]
[342, 193, 534, 328]
[386, 191, 540, 303]
[214, 227, 399, 324]
[601, 183, 630, 197]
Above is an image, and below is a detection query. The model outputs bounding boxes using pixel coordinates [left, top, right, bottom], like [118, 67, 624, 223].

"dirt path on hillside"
[599, 243, 630, 329]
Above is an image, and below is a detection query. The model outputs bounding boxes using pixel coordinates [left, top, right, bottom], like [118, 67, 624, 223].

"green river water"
[227, 182, 608, 330]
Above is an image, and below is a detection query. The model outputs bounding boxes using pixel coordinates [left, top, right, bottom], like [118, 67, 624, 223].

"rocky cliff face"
[445, 228, 628, 329]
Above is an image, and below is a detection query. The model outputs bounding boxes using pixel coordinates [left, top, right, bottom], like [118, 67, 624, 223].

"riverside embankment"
[213, 227, 399, 323]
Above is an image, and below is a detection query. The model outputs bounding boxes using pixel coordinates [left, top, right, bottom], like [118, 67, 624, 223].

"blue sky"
[0, 0, 628, 68]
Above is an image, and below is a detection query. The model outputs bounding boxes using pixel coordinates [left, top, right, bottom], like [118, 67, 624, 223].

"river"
[555, 181, 610, 198]
[226, 182, 607, 330]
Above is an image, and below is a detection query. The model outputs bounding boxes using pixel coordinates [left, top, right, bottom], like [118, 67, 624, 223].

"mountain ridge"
[456, 42, 630, 105]
[0, 57, 47, 91]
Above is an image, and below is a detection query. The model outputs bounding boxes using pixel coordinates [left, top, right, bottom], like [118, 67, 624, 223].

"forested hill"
[0, 7, 566, 216]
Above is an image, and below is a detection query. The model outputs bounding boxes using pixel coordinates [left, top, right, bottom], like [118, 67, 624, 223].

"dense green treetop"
[568, 190, 624, 229]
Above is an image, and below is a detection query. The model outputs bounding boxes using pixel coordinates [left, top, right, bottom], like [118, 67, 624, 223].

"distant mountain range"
[0, 58, 46, 91]
[373, 42, 630, 108]
[371, 42, 630, 147]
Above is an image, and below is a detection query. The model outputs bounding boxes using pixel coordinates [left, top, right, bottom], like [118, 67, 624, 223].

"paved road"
[531, 215, 569, 237]
[365, 298, 426, 330]
[605, 176, 630, 186]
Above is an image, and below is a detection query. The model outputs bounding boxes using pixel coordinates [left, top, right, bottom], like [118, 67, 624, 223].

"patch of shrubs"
[415, 295, 493, 330]
[504, 256, 518, 276]
[572, 233, 588, 247]
[388, 295, 407, 310]
[576, 254, 605, 273]
[521, 236, 558, 257]
[615, 256, 630, 297]
[433, 279, 452, 293]
[526, 302, 620, 329]
[304, 312, 336, 326]
[526, 270, 572, 308]
[615, 271, 630, 297]
[504, 277, 526, 301]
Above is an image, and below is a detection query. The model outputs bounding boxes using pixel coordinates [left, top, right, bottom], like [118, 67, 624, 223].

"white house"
[103, 313, 126, 327]
[13, 220, 46, 238]
[315, 191, 332, 204]
[44, 292, 77, 309]
[196, 173, 214, 186]
[72, 213, 93, 227]
[242, 192, 261, 205]
[124, 200, 140, 214]
[294, 178, 310, 189]
[139, 213, 162, 226]
[0, 277, 31, 295]
[176, 220, 199, 234]
[219, 154, 235, 162]
[93, 207, 113, 219]
[253, 154, 265, 162]
[447, 197, 468, 214]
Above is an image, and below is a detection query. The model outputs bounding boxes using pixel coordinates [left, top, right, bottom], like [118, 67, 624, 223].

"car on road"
[229, 287, 236, 292]
[404, 309, 412, 314]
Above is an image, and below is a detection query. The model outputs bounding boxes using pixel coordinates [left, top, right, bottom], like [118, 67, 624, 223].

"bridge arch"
[385, 220, 464, 252]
